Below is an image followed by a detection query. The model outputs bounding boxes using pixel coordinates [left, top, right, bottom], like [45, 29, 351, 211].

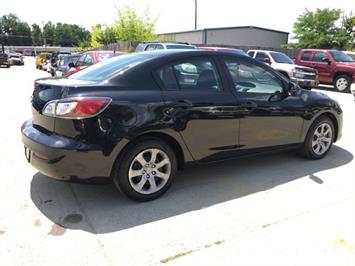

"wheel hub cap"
[128, 148, 171, 194]
[311, 123, 333, 155]
[336, 78, 348, 91]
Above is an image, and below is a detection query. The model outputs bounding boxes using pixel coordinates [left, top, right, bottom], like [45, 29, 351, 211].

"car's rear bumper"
[21, 120, 114, 180]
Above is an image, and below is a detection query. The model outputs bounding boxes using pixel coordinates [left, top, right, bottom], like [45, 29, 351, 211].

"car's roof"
[248, 49, 283, 54]
[87, 50, 115, 54]
[301, 49, 338, 52]
[119, 50, 254, 66]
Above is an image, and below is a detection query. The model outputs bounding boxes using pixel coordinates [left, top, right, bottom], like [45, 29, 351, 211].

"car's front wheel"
[112, 139, 177, 201]
[299, 116, 334, 159]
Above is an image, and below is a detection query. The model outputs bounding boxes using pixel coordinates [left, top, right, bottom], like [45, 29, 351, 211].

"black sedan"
[22, 50, 343, 201]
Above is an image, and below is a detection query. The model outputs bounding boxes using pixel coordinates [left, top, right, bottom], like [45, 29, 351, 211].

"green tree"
[54, 23, 90, 47]
[114, 6, 156, 41]
[90, 24, 117, 47]
[43, 22, 55, 46]
[31, 23, 42, 45]
[0, 13, 32, 45]
[292, 8, 341, 48]
[341, 13, 355, 50]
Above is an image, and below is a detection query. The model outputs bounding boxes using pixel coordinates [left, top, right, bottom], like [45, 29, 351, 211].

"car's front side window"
[223, 58, 284, 94]
[156, 57, 222, 91]
[255, 52, 270, 62]
[312, 52, 329, 62]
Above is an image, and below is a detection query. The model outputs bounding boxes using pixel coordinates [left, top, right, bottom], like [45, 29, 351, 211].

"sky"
[1, 0, 354, 40]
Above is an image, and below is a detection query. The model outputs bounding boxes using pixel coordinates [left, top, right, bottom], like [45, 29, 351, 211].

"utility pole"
[194, 0, 197, 30]
[1, 26, 5, 53]
[42, 21, 47, 48]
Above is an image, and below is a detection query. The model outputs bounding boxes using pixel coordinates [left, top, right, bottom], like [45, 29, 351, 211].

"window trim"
[152, 56, 225, 92]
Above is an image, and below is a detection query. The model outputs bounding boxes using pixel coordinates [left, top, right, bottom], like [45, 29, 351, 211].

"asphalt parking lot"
[1, 57, 355, 266]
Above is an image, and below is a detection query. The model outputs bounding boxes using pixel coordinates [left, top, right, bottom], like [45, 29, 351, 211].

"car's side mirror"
[268, 91, 285, 102]
[288, 82, 301, 96]
[322, 57, 331, 64]
[263, 57, 271, 65]
[68, 62, 75, 68]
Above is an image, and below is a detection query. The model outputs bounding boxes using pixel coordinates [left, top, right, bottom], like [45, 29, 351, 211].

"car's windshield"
[269, 52, 294, 64]
[166, 45, 195, 49]
[68, 53, 155, 81]
[330, 51, 354, 62]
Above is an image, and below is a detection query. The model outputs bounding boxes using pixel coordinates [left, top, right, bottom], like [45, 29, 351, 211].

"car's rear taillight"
[42, 97, 111, 119]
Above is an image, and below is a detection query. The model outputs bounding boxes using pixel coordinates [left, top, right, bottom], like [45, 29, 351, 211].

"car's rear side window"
[301, 51, 312, 61]
[156, 57, 222, 91]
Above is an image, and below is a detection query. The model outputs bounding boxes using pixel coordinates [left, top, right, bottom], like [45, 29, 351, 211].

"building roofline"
[158, 26, 289, 36]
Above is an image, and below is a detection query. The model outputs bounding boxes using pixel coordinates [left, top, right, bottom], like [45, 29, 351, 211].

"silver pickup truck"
[247, 50, 319, 89]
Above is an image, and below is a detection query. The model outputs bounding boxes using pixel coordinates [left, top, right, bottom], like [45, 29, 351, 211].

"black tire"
[299, 116, 334, 160]
[112, 138, 177, 201]
[334, 74, 351, 93]
[6, 64, 10, 68]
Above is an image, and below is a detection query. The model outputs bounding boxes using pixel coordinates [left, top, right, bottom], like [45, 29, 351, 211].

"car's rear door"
[155, 56, 240, 162]
[221, 56, 305, 150]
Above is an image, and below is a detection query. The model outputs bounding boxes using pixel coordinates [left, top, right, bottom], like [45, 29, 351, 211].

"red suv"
[67, 50, 125, 76]
[294, 49, 355, 92]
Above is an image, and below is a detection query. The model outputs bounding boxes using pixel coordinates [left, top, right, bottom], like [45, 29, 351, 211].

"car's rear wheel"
[112, 139, 177, 201]
[334, 75, 351, 92]
[299, 116, 334, 159]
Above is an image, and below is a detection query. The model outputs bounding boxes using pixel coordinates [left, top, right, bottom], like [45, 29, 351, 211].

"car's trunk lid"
[31, 78, 98, 133]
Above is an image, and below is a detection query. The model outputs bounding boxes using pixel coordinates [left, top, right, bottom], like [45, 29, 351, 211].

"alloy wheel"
[335, 77, 348, 91]
[128, 148, 171, 194]
[311, 123, 333, 155]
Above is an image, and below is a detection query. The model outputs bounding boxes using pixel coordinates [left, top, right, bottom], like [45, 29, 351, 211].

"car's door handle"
[174, 100, 193, 108]
[240, 101, 258, 108]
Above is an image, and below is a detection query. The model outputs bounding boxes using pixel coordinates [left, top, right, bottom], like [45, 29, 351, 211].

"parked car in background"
[23, 49, 34, 56]
[0, 52, 11, 68]
[42, 60, 50, 71]
[35, 53, 51, 70]
[248, 50, 319, 89]
[294, 49, 355, 92]
[135, 42, 196, 52]
[344, 51, 355, 61]
[22, 50, 343, 201]
[66, 50, 125, 76]
[55, 54, 81, 77]
[8, 52, 24, 65]
[198, 46, 248, 56]
[47, 52, 71, 76]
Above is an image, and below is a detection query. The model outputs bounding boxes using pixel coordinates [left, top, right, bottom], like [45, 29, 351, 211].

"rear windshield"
[166, 45, 195, 49]
[330, 51, 354, 62]
[68, 53, 155, 81]
[97, 52, 115, 62]
[269, 52, 294, 64]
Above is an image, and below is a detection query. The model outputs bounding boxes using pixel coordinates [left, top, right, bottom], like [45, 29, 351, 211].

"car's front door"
[155, 56, 240, 162]
[310, 51, 333, 83]
[221, 56, 305, 150]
